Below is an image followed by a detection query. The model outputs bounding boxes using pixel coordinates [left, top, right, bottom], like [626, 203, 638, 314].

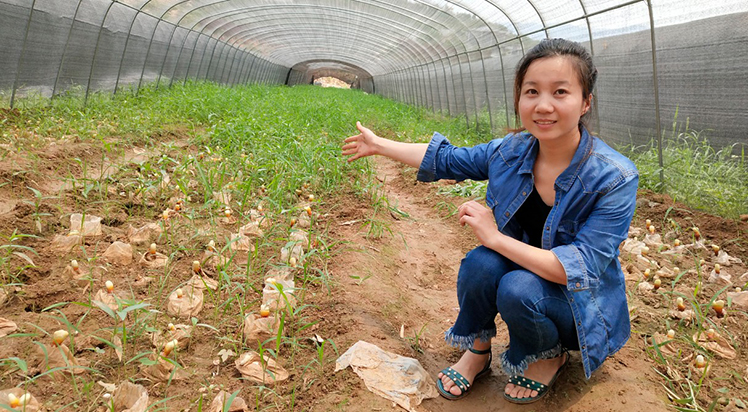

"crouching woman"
[342, 38, 638, 404]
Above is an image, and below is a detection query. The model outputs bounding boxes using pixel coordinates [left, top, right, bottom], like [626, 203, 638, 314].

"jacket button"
[545, 226, 550, 231]
[575, 282, 581, 288]
[522, 191, 527, 196]
[582, 345, 586, 350]
[577, 321, 581, 326]
[505, 212, 509, 217]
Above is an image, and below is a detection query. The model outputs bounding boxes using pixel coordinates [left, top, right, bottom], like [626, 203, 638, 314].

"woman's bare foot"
[438, 341, 491, 397]
[504, 352, 568, 400]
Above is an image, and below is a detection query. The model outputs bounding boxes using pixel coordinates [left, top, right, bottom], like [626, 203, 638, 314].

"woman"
[342, 38, 638, 404]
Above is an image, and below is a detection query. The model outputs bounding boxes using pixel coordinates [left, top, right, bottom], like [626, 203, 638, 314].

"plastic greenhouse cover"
[1, 0, 747, 149]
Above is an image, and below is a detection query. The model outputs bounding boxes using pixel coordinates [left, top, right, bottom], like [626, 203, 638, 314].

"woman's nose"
[535, 95, 553, 113]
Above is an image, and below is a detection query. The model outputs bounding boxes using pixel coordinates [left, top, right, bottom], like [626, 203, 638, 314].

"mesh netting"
[1, 0, 747, 151]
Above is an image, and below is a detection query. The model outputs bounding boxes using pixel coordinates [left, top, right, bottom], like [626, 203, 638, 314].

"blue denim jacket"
[417, 127, 638, 379]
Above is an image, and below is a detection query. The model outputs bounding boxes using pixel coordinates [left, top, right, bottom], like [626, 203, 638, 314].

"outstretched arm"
[342, 121, 428, 168]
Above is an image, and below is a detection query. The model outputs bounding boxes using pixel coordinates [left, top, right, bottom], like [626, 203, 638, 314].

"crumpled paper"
[70, 213, 103, 237]
[234, 351, 289, 384]
[335, 341, 438, 412]
[209, 390, 248, 412]
[113, 381, 149, 412]
[0, 317, 17, 337]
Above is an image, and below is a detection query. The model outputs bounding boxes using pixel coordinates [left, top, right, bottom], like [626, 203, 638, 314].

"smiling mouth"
[534, 120, 556, 125]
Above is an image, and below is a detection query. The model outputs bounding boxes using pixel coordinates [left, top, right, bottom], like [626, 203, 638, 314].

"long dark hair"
[512, 38, 597, 131]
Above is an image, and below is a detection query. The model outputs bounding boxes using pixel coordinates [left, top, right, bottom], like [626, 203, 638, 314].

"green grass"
[618, 129, 748, 220]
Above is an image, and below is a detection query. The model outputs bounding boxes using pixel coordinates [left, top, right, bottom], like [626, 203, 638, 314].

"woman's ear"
[582, 93, 592, 115]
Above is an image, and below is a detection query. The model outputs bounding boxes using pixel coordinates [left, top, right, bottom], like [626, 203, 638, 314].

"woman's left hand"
[457, 200, 501, 248]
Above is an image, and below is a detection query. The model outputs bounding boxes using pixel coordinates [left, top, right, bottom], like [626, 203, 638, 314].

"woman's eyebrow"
[522, 80, 571, 86]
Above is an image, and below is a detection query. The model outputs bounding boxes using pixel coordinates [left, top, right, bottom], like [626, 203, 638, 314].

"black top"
[514, 186, 553, 248]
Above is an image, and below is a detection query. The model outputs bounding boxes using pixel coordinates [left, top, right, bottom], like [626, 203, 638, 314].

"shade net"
[1, 0, 746, 151]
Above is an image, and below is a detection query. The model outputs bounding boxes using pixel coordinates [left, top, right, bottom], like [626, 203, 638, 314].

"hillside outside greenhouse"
[0, 1, 747, 411]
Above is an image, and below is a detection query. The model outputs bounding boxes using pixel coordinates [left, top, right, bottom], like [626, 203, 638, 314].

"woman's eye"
[524, 89, 537, 95]
[555, 89, 568, 95]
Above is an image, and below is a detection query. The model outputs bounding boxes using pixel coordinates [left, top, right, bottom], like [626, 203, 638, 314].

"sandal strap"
[439, 367, 472, 392]
[468, 347, 491, 355]
[508, 375, 547, 392]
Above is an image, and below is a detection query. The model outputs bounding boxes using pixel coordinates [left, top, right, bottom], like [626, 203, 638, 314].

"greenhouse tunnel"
[1, 0, 747, 151]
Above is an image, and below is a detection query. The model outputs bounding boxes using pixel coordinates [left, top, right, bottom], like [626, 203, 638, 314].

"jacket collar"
[515, 126, 593, 192]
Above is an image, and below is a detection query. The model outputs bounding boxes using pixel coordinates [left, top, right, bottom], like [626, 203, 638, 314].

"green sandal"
[436, 347, 492, 400]
[503, 352, 569, 404]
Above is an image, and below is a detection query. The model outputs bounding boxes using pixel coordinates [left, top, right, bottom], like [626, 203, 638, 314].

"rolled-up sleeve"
[416, 132, 500, 182]
[552, 174, 639, 291]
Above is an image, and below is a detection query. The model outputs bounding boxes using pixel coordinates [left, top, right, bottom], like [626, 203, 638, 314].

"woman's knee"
[457, 246, 512, 291]
[496, 270, 543, 313]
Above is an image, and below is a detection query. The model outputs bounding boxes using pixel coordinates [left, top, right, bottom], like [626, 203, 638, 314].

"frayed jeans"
[444, 246, 580, 377]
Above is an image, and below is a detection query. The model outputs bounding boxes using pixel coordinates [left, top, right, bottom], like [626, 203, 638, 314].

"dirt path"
[316, 157, 669, 411]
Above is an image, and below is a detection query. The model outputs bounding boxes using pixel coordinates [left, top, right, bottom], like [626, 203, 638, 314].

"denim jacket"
[417, 127, 638, 379]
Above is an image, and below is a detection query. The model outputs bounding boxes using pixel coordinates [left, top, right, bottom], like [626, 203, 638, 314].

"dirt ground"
[0, 133, 746, 411]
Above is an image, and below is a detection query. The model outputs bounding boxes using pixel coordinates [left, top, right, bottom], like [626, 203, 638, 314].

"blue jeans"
[444, 246, 580, 377]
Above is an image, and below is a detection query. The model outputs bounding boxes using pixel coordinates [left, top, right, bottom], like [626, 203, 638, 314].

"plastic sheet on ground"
[335, 340, 438, 412]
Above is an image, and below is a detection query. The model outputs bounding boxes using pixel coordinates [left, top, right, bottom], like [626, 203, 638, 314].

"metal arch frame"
[209, 9, 437, 74]
[578, 0, 600, 133]
[428, 0, 509, 130]
[10, 0, 38, 108]
[462, 0, 527, 129]
[160, 10, 278, 88]
[175, 0, 466, 80]
[168, 0, 470, 64]
[646, 0, 664, 186]
[167, 0, 481, 110]
[136, 0, 192, 91]
[112, 3, 148, 95]
[85, 0, 281, 97]
[153, 0, 222, 88]
[194, 1, 470, 109]
[526, 0, 550, 39]
[86, 1, 120, 103]
[6, 0, 664, 157]
[228, 24, 427, 75]
[52, 0, 86, 99]
[370, 0, 521, 130]
[171, 7, 357, 85]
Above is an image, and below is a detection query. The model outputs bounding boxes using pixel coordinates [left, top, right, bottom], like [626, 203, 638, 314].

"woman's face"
[518, 56, 590, 144]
